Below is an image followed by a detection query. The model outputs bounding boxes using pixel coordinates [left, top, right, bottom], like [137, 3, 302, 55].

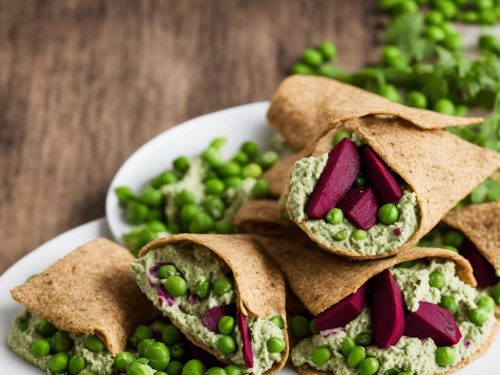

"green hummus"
[8, 311, 113, 374]
[291, 260, 496, 375]
[131, 243, 285, 374]
[287, 136, 419, 256]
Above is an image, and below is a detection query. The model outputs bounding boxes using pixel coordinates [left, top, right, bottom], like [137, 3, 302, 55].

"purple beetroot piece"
[316, 284, 367, 332]
[201, 305, 234, 332]
[460, 239, 498, 288]
[369, 270, 406, 348]
[305, 138, 360, 219]
[405, 301, 462, 346]
[336, 187, 379, 230]
[237, 311, 254, 368]
[361, 145, 403, 204]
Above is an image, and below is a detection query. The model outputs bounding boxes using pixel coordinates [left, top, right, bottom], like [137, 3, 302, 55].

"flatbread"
[263, 153, 302, 198]
[139, 234, 288, 374]
[10, 238, 158, 355]
[283, 116, 500, 259]
[267, 76, 483, 150]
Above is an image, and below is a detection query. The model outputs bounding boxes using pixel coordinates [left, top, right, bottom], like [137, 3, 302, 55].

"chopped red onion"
[156, 285, 174, 307]
[393, 227, 402, 236]
[319, 326, 345, 338]
[237, 311, 254, 368]
[201, 305, 233, 332]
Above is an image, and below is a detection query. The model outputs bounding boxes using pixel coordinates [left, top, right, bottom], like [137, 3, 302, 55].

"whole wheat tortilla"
[263, 153, 303, 197]
[283, 116, 500, 259]
[268, 76, 483, 151]
[10, 238, 158, 355]
[443, 202, 500, 271]
[139, 234, 288, 374]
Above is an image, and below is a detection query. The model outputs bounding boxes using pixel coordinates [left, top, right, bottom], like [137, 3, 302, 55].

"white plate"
[106, 101, 273, 242]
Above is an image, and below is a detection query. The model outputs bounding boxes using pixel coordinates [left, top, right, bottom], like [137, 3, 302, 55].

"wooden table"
[0, 0, 379, 273]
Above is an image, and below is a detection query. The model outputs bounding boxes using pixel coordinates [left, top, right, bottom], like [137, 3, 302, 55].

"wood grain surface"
[0, 0, 379, 273]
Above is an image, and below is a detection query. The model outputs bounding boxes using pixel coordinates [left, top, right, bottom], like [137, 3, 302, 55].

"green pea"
[204, 170, 218, 182]
[138, 338, 155, 357]
[173, 156, 191, 173]
[202, 148, 223, 168]
[251, 179, 270, 199]
[477, 0, 494, 10]
[425, 25, 446, 42]
[382, 46, 405, 68]
[270, 315, 284, 329]
[162, 324, 183, 345]
[303, 48, 323, 67]
[127, 362, 152, 375]
[378, 204, 400, 225]
[138, 186, 163, 208]
[84, 334, 105, 352]
[51, 331, 74, 352]
[433, 99, 455, 115]
[224, 365, 242, 375]
[217, 335, 236, 354]
[426, 10, 444, 25]
[435, 0, 457, 19]
[215, 220, 236, 234]
[205, 179, 225, 195]
[231, 151, 249, 165]
[218, 316, 235, 335]
[68, 355, 86, 375]
[260, 151, 279, 170]
[347, 345, 366, 367]
[332, 131, 351, 146]
[440, 295, 458, 314]
[17, 320, 28, 331]
[202, 196, 225, 219]
[429, 270, 445, 290]
[210, 137, 227, 149]
[490, 282, 500, 305]
[50, 352, 69, 374]
[309, 319, 319, 335]
[189, 213, 215, 233]
[196, 280, 212, 299]
[114, 351, 135, 370]
[377, 85, 402, 103]
[31, 339, 51, 358]
[35, 318, 57, 337]
[469, 307, 489, 326]
[224, 177, 243, 188]
[311, 346, 331, 365]
[317, 41, 337, 61]
[170, 343, 185, 359]
[460, 10, 479, 23]
[167, 360, 184, 375]
[355, 175, 366, 187]
[443, 32, 462, 51]
[175, 190, 196, 207]
[479, 34, 500, 54]
[397, 260, 416, 268]
[353, 229, 368, 241]
[241, 163, 263, 179]
[152, 171, 178, 188]
[205, 367, 226, 375]
[394, 0, 418, 13]
[435, 346, 455, 367]
[145, 342, 170, 370]
[164, 275, 188, 297]
[218, 161, 241, 178]
[326, 208, 343, 224]
[115, 186, 135, 206]
[213, 276, 232, 296]
[442, 245, 458, 253]
[341, 337, 356, 356]
[355, 332, 373, 346]
[477, 295, 495, 312]
[406, 91, 428, 109]
[442, 230, 464, 248]
[358, 357, 380, 375]
[158, 265, 177, 280]
[384, 369, 399, 375]
[241, 141, 261, 160]
[290, 315, 311, 339]
[378, 0, 402, 10]
[333, 230, 348, 241]
[180, 204, 199, 224]
[266, 337, 286, 353]
[146, 220, 167, 233]
[156, 372, 168, 375]
[454, 105, 468, 116]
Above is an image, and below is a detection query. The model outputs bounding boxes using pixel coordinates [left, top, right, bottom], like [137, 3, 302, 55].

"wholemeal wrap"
[255, 237, 499, 375]
[8, 238, 159, 374]
[132, 234, 288, 375]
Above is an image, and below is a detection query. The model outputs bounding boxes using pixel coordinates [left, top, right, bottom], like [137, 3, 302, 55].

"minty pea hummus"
[291, 260, 496, 375]
[8, 311, 113, 374]
[131, 243, 286, 375]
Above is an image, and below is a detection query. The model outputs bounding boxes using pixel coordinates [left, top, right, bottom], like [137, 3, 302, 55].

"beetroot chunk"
[361, 146, 403, 204]
[305, 138, 360, 219]
[460, 239, 498, 288]
[405, 301, 462, 346]
[316, 285, 367, 332]
[337, 187, 379, 230]
[201, 305, 234, 332]
[370, 270, 406, 348]
[237, 311, 254, 368]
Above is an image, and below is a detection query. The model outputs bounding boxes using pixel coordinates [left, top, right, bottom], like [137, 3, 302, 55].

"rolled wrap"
[137, 234, 289, 374]
[10, 238, 159, 355]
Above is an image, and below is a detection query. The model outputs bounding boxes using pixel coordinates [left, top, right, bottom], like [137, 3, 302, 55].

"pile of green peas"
[26, 314, 106, 375]
[338, 334, 380, 375]
[116, 138, 278, 256]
